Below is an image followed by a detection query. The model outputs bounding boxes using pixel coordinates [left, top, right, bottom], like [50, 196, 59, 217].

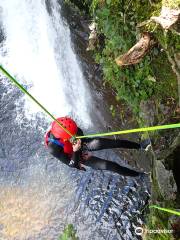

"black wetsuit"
[47, 128, 142, 177]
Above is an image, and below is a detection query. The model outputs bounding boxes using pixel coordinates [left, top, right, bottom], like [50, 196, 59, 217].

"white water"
[0, 0, 92, 128]
[0, 2, 94, 238]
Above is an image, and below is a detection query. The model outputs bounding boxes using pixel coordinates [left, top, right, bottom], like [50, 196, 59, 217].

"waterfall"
[0, 0, 92, 127]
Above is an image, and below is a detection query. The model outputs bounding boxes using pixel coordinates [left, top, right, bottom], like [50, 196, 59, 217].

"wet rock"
[156, 133, 180, 160]
[156, 160, 177, 200]
[169, 214, 180, 239]
[139, 100, 156, 125]
[87, 22, 98, 51]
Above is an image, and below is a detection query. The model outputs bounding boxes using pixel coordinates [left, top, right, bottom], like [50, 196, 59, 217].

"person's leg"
[83, 156, 141, 177]
[83, 138, 140, 151]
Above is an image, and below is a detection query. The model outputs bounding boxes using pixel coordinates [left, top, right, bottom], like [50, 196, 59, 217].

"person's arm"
[48, 140, 84, 170]
[69, 139, 85, 170]
[48, 142, 71, 166]
[48, 143, 80, 169]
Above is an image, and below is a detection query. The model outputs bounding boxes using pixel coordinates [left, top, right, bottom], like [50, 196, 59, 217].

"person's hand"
[82, 152, 92, 161]
[72, 139, 81, 152]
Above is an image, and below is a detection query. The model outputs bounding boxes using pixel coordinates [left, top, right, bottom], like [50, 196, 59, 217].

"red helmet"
[51, 117, 78, 140]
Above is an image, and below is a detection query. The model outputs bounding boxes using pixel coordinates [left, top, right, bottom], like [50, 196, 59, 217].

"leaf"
[147, 75, 156, 82]
[59, 224, 79, 240]
[110, 104, 114, 111]
[101, 8, 110, 17]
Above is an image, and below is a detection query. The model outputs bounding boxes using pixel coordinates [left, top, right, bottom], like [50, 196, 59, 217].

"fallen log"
[115, 32, 155, 66]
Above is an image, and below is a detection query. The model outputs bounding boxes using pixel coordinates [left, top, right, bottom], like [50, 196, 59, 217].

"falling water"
[0, 0, 92, 127]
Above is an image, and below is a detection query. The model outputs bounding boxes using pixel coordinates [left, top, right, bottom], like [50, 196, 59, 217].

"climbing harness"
[0, 65, 180, 141]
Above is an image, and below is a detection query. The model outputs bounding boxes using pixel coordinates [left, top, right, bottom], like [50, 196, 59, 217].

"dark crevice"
[165, 145, 180, 196]
[172, 147, 180, 194]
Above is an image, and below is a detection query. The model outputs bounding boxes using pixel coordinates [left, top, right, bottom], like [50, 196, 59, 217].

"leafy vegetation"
[146, 208, 173, 240]
[58, 224, 79, 240]
[145, 200, 180, 240]
[89, 0, 179, 120]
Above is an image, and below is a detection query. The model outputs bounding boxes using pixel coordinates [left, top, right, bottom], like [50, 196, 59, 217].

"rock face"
[151, 6, 180, 30]
[139, 100, 156, 126]
[87, 22, 99, 51]
[156, 160, 177, 200]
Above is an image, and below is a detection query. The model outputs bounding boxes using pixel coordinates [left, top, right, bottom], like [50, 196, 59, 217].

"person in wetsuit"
[45, 117, 151, 177]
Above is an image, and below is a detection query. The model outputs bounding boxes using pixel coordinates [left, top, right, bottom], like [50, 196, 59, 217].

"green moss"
[145, 193, 180, 240]
[145, 206, 174, 240]
[162, 0, 180, 9]
[151, 50, 178, 100]
[88, 0, 179, 121]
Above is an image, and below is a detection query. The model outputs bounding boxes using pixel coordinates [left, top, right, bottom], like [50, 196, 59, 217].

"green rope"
[0, 65, 73, 138]
[150, 205, 180, 216]
[1, 65, 179, 140]
[76, 123, 180, 139]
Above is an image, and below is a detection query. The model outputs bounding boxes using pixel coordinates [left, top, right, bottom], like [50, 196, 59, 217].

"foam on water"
[0, 0, 92, 127]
